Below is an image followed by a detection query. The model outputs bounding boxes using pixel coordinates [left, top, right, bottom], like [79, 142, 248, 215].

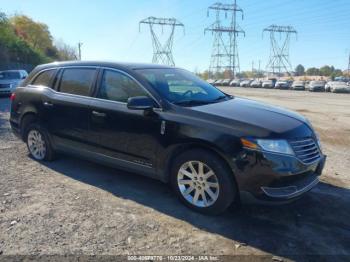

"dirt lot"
[0, 88, 349, 261]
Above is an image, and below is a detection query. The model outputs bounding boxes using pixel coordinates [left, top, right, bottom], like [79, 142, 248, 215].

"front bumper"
[0, 88, 13, 95]
[235, 149, 326, 203]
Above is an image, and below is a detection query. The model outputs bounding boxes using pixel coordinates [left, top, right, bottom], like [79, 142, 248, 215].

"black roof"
[36, 60, 175, 70]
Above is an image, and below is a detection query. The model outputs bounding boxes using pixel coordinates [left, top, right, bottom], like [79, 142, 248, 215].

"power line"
[205, 0, 245, 78]
[139, 17, 185, 66]
[263, 25, 297, 76]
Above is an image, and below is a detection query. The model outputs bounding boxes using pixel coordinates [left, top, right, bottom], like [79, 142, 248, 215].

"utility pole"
[258, 59, 261, 80]
[348, 52, 350, 77]
[139, 17, 184, 66]
[263, 25, 297, 77]
[78, 42, 83, 60]
[252, 60, 255, 79]
[205, 0, 245, 79]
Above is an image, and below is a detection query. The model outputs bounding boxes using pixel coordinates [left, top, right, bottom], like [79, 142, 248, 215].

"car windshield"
[293, 81, 304, 85]
[333, 82, 347, 86]
[0, 71, 21, 80]
[136, 68, 230, 106]
[310, 81, 325, 85]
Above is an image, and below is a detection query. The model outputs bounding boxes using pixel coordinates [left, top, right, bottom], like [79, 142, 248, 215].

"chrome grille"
[289, 138, 321, 164]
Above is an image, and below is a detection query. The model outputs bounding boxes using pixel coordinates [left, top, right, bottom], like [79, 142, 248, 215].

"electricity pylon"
[263, 25, 297, 76]
[205, 0, 245, 79]
[139, 17, 184, 66]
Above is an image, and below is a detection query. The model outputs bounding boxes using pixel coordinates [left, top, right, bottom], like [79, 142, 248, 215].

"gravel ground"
[0, 89, 349, 261]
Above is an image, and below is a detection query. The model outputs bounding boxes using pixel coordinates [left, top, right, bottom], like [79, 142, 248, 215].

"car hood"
[0, 79, 20, 84]
[190, 97, 311, 137]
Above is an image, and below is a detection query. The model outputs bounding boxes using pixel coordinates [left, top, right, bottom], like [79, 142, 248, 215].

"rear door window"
[59, 68, 96, 96]
[32, 69, 57, 87]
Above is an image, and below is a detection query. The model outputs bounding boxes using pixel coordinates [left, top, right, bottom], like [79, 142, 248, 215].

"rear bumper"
[10, 119, 22, 139]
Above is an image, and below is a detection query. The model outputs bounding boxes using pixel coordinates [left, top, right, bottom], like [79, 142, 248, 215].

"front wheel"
[171, 150, 236, 215]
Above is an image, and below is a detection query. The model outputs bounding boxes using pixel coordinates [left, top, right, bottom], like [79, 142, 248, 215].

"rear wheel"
[171, 149, 236, 215]
[25, 123, 55, 161]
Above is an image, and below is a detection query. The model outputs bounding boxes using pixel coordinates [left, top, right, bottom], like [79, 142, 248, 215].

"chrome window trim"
[28, 65, 162, 109]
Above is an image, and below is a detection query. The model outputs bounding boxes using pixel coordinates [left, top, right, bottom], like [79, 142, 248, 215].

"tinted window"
[97, 70, 148, 102]
[32, 69, 56, 87]
[59, 68, 96, 96]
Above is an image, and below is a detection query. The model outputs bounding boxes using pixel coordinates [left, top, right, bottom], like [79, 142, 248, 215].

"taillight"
[10, 93, 16, 101]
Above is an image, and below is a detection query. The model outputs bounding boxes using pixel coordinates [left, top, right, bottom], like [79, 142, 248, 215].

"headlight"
[241, 138, 294, 155]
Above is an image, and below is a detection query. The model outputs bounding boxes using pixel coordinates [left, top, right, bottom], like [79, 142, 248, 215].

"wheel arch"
[160, 142, 239, 193]
[19, 111, 39, 140]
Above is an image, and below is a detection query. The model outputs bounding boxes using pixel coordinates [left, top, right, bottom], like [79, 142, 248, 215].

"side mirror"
[127, 96, 155, 110]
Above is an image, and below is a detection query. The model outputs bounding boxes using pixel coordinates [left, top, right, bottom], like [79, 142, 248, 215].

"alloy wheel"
[27, 130, 46, 160]
[177, 161, 220, 208]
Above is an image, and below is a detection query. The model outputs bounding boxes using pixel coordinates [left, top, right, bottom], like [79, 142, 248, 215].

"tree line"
[196, 64, 346, 80]
[294, 64, 344, 78]
[0, 11, 78, 70]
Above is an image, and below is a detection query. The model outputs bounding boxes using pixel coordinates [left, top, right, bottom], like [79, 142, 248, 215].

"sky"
[1, 0, 349, 72]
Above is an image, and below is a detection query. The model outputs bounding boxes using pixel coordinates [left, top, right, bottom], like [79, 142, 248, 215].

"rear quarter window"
[59, 68, 96, 96]
[32, 69, 57, 87]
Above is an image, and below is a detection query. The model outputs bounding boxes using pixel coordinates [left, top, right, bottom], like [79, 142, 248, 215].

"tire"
[24, 123, 55, 161]
[170, 149, 236, 215]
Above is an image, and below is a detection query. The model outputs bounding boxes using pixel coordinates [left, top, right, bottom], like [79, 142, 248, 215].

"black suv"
[10, 61, 326, 214]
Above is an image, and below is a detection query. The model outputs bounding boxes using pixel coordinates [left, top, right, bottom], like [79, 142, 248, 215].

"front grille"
[0, 83, 11, 89]
[289, 138, 321, 164]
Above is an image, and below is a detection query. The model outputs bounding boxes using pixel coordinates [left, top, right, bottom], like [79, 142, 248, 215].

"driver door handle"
[43, 101, 54, 107]
[92, 111, 107, 118]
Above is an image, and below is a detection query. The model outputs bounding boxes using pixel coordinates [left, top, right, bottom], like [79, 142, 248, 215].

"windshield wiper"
[173, 99, 211, 106]
[209, 95, 228, 102]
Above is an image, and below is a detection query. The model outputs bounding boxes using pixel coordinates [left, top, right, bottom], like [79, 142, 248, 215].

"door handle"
[43, 101, 54, 107]
[92, 111, 107, 117]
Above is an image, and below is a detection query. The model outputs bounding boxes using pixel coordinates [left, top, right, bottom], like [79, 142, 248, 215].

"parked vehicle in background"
[240, 80, 252, 87]
[10, 61, 326, 214]
[250, 80, 262, 88]
[307, 81, 326, 92]
[214, 79, 224, 86]
[0, 70, 28, 95]
[229, 79, 241, 87]
[334, 76, 349, 82]
[326, 81, 350, 93]
[274, 80, 290, 90]
[207, 79, 216, 85]
[222, 79, 232, 86]
[262, 80, 274, 88]
[291, 81, 306, 91]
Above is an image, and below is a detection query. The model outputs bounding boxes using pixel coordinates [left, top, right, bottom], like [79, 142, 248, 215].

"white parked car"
[229, 79, 241, 87]
[0, 70, 28, 95]
[326, 81, 350, 93]
[262, 80, 274, 88]
[240, 80, 252, 87]
[250, 80, 262, 88]
[291, 81, 306, 91]
[274, 80, 290, 89]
